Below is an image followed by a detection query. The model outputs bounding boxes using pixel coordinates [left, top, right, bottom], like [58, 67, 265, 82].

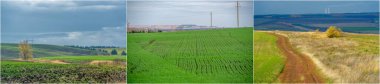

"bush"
[111, 49, 118, 55]
[121, 51, 127, 56]
[325, 26, 343, 38]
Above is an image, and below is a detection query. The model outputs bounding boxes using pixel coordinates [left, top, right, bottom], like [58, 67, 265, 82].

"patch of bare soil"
[11, 59, 69, 64]
[48, 60, 70, 64]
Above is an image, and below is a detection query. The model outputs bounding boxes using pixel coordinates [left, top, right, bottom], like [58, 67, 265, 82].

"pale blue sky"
[128, 1, 253, 27]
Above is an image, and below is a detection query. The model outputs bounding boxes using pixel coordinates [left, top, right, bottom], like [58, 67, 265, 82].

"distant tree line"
[127, 28, 163, 33]
[64, 45, 126, 56]
[64, 45, 119, 50]
[110, 49, 127, 56]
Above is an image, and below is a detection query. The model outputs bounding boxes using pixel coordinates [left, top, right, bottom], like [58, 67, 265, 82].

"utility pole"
[236, 1, 240, 28]
[127, 22, 130, 33]
[210, 12, 213, 28]
[127, 22, 130, 28]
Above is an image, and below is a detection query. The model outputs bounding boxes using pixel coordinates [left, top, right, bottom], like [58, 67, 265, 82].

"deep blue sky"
[1, 0, 126, 47]
[255, 1, 379, 15]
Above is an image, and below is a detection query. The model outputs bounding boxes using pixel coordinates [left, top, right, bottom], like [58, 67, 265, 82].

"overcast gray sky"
[1, 0, 126, 47]
[128, 1, 253, 27]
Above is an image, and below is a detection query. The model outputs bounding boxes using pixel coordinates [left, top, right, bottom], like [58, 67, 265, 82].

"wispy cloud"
[66, 32, 82, 40]
[6, 0, 122, 11]
[33, 26, 126, 47]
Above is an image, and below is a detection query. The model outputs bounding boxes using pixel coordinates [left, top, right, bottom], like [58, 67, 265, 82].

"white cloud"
[82, 5, 117, 10]
[102, 26, 124, 30]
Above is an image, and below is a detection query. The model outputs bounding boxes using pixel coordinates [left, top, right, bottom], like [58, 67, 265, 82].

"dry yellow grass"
[275, 31, 379, 83]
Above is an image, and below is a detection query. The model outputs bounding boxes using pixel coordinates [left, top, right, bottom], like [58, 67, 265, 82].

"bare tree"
[19, 40, 33, 60]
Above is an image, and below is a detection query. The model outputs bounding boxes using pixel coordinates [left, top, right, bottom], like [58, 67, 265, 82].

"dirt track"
[272, 33, 324, 83]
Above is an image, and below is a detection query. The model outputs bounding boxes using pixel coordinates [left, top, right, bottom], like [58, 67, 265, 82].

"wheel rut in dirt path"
[271, 33, 324, 83]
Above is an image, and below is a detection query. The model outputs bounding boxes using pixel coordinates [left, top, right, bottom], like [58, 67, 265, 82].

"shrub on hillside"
[325, 26, 343, 38]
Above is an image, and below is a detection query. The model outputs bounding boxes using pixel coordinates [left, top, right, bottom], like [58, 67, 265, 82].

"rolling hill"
[254, 12, 379, 34]
[1, 43, 101, 59]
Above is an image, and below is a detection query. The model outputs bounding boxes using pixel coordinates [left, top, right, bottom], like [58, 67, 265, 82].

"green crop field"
[127, 28, 253, 83]
[1, 43, 126, 83]
[1, 56, 126, 83]
[1, 61, 125, 83]
[2, 55, 126, 83]
[254, 32, 285, 83]
[341, 27, 379, 34]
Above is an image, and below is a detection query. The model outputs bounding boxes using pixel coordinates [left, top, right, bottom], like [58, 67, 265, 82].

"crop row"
[144, 29, 252, 75]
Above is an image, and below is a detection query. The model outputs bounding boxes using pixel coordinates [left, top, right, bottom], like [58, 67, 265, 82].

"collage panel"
[0, 0, 379, 83]
[127, 0, 253, 83]
[254, 0, 379, 83]
[1, 0, 127, 83]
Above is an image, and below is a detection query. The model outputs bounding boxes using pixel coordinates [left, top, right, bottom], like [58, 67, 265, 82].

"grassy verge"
[253, 32, 285, 83]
